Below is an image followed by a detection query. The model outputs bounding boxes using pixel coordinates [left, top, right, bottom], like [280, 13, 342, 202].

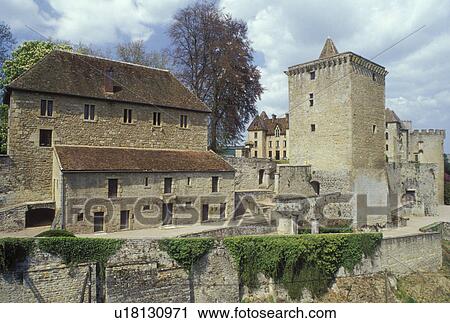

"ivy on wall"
[0, 238, 35, 272]
[223, 233, 382, 299]
[37, 237, 123, 266]
[158, 238, 214, 271]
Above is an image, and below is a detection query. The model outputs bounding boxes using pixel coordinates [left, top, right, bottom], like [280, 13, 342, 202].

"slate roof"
[6, 50, 210, 113]
[385, 108, 401, 123]
[247, 112, 289, 136]
[55, 146, 234, 173]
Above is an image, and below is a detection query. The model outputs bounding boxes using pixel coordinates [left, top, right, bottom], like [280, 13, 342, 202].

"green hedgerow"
[158, 238, 214, 271]
[0, 238, 35, 272]
[35, 229, 76, 238]
[37, 237, 123, 266]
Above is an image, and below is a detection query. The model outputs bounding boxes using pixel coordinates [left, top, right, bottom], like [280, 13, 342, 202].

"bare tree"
[74, 42, 112, 58]
[116, 40, 169, 69]
[169, 1, 263, 151]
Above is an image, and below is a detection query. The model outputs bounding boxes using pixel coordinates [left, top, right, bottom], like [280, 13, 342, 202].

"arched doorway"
[311, 181, 320, 195]
[25, 208, 55, 227]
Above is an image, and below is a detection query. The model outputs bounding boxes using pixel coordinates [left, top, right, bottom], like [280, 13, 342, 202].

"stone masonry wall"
[61, 171, 235, 234]
[224, 157, 276, 191]
[0, 233, 443, 303]
[4, 90, 209, 208]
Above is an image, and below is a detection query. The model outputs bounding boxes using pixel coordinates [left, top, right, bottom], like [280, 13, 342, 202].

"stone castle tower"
[286, 38, 390, 222]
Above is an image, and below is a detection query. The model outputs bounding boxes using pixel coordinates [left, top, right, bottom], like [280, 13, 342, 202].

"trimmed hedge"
[158, 238, 214, 271]
[35, 229, 76, 237]
[0, 238, 35, 272]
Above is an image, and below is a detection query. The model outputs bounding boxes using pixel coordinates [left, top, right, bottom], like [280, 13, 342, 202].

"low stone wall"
[0, 233, 443, 303]
[178, 225, 277, 238]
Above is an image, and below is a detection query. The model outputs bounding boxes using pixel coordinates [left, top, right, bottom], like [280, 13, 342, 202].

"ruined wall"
[5, 90, 209, 207]
[60, 171, 235, 234]
[224, 157, 276, 191]
[387, 162, 438, 216]
[277, 165, 316, 196]
[0, 233, 443, 303]
[409, 130, 445, 204]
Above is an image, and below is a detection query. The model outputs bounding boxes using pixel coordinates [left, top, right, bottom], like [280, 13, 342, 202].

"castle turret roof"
[319, 37, 339, 59]
[385, 108, 401, 124]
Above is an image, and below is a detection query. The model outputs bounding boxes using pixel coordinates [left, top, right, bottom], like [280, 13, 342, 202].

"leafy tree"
[0, 22, 15, 70]
[116, 40, 169, 69]
[1, 40, 72, 87]
[169, 1, 263, 151]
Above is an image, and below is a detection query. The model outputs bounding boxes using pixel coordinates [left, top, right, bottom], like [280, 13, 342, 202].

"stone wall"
[387, 162, 438, 216]
[277, 165, 316, 196]
[0, 233, 442, 303]
[225, 157, 276, 191]
[5, 90, 209, 207]
[0, 155, 13, 208]
[59, 171, 235, 234]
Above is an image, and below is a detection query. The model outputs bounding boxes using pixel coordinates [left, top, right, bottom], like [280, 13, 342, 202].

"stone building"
[0, 50, 235, 232]
[285, 38, 389, 224]
[246, 112, 289, 160]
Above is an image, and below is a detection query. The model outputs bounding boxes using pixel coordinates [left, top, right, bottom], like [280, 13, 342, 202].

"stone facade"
[3, 90, 209, 209]
[0, 233, 442, 303]
[56, 170, 235, 234]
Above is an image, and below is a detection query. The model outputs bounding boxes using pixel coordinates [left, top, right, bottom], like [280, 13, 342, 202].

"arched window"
[275, 126, 280, 137]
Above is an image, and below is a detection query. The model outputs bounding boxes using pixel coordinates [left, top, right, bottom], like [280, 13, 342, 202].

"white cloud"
[1, 0, 190, 44]
[221, 0, 450, 151]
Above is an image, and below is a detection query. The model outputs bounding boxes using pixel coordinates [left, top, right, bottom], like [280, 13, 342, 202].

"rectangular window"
[309, 93, 314, 107]
[275, 150, 280, 160]
[39, 129, 52, 147]
[385, 132, 389, 140]
[123, 109, 132, 123]
[108, 179, 118, 198]
[164, 177, 172, 194]
[310, 71, 316, 80]
[268, 151, 272, 159]
[202, 204, 209, 221]
[77, 213, 84, 222]
[179, 115, 188, 128]
[144, 177, 149, 187]
[40, 99, 53, 117]
[153, 112, 161, 126]
[212, 176, 219, 193]
[254, 132, 258, 139]
[269, 141, 272, 148]
[386, 144, 389, 151]
[94, 212, 104, 232]
[162, 203, 173, 225]
[254, 151, 258, 158]
[284, 140, 287, 148]
[311, 124, 316, 132]
[84, 104, 95, 121]
[372, 124, 377, 134]
[120, 210, 130, 230]
[254, 140, 258, 148]
[187, 177, 191, 186]
[258, 169, 264, 185]
[276, 141, 279, 148]
[283, 150, 287, 159]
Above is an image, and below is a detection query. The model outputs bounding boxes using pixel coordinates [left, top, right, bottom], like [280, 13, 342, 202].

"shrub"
[35, 229, 75, 237]
[0, 238, 35, 272]
[159, 238, 214, 271]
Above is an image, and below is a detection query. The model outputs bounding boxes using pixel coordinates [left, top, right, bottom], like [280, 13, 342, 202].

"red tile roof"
[7, 50, 210, 113]
[55, 146, 234, 172]
[248, 112, 289, 135]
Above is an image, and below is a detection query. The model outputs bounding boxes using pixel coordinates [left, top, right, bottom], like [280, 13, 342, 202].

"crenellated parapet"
[411, 129, 446, 138]
[284, 52, 388, 77]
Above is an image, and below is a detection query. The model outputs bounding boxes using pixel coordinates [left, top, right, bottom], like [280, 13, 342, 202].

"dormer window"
[275, 126, 280, 137]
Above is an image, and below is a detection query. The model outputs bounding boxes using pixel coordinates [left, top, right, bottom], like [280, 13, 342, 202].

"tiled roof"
[248, 112, 289, 135]
[7, 50, 210, 113]
[55, 146, 234, 172]
[385, 108, 401, 123]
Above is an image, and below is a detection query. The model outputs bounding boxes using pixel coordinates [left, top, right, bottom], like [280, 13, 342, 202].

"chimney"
[272, 114, 276, 120]
[104, 67, 114, 93]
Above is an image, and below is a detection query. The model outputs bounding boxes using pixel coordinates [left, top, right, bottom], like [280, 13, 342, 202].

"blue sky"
[1, 0, 449, 152]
